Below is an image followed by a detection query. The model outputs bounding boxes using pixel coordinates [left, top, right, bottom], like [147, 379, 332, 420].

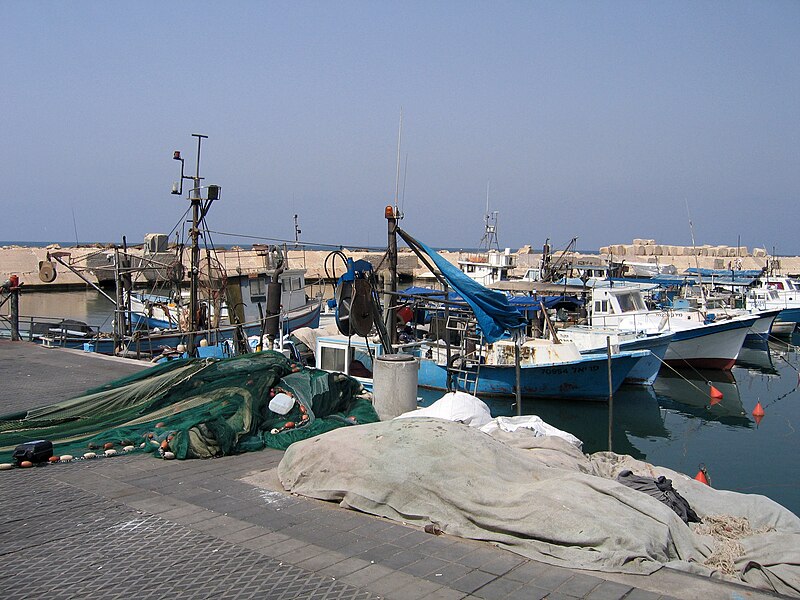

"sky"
[2, 1, 799, 254]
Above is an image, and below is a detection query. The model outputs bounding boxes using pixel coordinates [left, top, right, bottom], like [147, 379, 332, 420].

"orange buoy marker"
[709, 385, 723, 405]
[694, 465, 710, 486]
[752, 401, 765, 426]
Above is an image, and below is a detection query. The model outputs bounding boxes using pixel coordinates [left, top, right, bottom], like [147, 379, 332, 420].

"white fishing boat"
[589, 286, 755, 370]
[555, 327, 673, 386]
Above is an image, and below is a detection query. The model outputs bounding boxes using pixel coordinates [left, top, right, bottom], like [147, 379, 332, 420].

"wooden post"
[9, 284, 20, 341]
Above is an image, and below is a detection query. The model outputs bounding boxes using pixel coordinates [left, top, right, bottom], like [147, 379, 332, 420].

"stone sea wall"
[2, 240, 799, 290]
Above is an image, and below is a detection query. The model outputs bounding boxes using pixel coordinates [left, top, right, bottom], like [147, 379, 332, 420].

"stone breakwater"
[1, 241, 798, 290]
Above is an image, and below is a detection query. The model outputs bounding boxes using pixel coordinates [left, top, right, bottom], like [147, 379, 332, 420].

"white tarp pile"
[278, 417, 800, 597]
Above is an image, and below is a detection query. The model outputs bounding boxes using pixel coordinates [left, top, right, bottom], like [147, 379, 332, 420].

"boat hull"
[417, 351, 646, 401]
[619, 333, 672, 386]
[744, 310, 780, 341]
[39, 301, 321, 356]
[664, 317, 754, 371]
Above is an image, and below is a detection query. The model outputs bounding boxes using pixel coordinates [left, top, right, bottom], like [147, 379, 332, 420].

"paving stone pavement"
[0, 341, 787, 600]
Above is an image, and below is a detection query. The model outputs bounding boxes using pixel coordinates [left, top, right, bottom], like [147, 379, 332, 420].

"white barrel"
[372, 354, 419, 420]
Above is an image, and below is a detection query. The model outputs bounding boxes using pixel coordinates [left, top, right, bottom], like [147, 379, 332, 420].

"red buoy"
[709, 385, 723, 405]
[694, 466, 710, 486]
[752, 401, 765, 425]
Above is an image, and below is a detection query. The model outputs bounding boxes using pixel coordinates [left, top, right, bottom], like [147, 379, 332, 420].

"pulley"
[38, 260, 57, 283]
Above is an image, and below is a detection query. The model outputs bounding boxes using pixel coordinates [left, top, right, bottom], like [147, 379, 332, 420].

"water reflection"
[419, 385, 669, 460]
[736, 340, 778, 375]
[14, 290, 115, 330]
[654, 368, 751, 427]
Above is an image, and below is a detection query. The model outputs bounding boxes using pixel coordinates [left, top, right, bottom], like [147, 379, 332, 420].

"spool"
[372, 354, 418, 420]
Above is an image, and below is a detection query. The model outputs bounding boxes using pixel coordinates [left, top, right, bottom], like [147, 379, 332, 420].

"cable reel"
[335, 259, 376, 337]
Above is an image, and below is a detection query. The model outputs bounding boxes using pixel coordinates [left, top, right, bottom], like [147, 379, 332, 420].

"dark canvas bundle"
[616, 469, 700, 524]
[12, 440, 53, 465]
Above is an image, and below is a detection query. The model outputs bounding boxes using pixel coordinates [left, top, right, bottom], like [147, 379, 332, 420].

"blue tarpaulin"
[404, 239, 527, 343]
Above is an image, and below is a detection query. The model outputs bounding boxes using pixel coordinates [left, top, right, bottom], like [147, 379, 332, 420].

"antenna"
[401, 152, 409, 215]
[71, 207, 79, 246]
[685, 199, 707, 308]
[480, 181, 499, 251]
[393, 108, 403, 220]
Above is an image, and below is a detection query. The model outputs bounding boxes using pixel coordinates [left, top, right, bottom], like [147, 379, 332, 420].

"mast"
[172, 133, 209, 357]
[188, 134, 207, 356]
[479, 182, 499, 251]
[385, 110, 403, 345]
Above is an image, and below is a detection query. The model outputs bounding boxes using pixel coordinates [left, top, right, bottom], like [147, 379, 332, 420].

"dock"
[0, 340, 783, 600]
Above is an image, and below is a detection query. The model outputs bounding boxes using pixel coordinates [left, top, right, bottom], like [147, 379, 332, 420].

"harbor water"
[11, 288, 800, 516]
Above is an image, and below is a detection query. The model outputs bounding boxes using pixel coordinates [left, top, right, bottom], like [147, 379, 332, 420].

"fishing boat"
[555, 327, 673, 385]
[29, 135, 321, 357]
[589, 285, 755, 370]
[314, 333, 648, 401]
[746, 285, 800, 335]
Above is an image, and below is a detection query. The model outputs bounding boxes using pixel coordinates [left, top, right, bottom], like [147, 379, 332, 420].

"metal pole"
[444, 282, 452, 390]
[515, 340, 522, 416]
[113, 247, 125, 353]
[607, 336, 613, 452]
[385, 206, 398, 345]
[188, 133, 207, 357]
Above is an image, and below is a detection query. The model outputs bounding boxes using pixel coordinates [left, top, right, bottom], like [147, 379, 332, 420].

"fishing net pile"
[0, 351, 378, 460]
[278, 417, 800, 597]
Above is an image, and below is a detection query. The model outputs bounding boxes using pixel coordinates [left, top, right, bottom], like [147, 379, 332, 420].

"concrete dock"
[0, 340, 786, 600]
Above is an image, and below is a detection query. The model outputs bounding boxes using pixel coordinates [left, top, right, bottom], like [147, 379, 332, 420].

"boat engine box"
[12, 440, 54, 465]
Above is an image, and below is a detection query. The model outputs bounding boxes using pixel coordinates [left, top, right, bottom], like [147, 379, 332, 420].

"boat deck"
[0, 340, 779, 600]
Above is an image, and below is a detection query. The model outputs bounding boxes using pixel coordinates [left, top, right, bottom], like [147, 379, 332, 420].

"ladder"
[445, 315, 484, 395]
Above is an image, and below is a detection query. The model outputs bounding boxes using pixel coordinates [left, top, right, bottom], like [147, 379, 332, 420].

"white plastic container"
[269, 392, 295, 415]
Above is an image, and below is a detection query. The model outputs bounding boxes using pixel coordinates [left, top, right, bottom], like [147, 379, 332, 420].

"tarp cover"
[401, 236, 527, 343]
[278, 418, 800, 597]
[0, 351, 378, 460]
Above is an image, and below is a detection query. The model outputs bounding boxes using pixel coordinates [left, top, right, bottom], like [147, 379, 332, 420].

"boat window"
[594, 300, 609, 313]
[282, 277, 302, 292]
[617, 293, 635, 312]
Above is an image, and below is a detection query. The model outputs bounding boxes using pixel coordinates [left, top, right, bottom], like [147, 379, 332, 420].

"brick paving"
[0, 341, 784, 600]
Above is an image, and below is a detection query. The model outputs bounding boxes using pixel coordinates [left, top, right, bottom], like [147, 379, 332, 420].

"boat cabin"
[458, 249, 515, 286]
[246, 268, 310, 312]
[588, 287, 651, 328]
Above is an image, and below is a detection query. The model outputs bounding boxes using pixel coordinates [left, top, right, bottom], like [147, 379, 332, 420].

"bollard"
[372, 354, 418, 420]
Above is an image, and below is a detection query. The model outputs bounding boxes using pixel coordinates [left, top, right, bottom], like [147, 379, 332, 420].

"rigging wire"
[206, 229, 386, 252]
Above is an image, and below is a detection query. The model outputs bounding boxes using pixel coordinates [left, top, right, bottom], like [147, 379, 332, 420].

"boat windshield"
[615, 292, 646, 313]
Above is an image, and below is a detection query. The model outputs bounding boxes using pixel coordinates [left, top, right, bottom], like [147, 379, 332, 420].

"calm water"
[11, 289, 800, 516]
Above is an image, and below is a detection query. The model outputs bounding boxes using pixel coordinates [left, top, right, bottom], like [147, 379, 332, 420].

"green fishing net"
[0, 351, 378, 460]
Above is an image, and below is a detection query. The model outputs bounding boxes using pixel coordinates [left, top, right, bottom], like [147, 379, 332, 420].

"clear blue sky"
[3, 1, 799, 253]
